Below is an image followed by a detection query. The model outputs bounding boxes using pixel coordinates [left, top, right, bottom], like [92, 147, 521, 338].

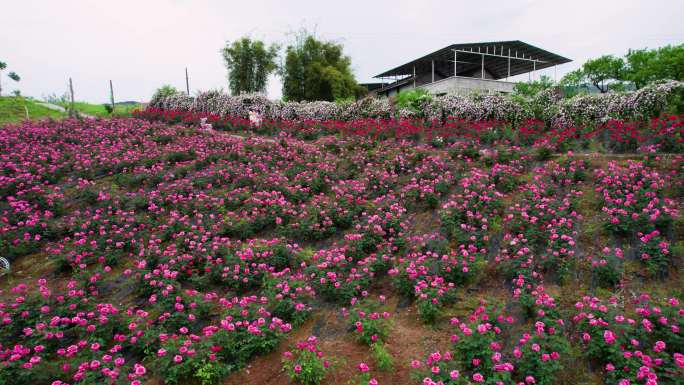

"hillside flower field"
[0, 104, 683, 385]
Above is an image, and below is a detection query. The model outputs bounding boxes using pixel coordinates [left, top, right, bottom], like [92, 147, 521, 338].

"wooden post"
[109, 80, 115, 113]
[69, 78, 76, 118]
[185, 67, 190, 95]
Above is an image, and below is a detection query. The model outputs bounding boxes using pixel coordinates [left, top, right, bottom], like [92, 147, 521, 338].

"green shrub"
[417, 297, 440, 324]
[165, 150, 197, 163]
[150, 85, 180, 105]
[395, 89, 432, 117]
[535, 146, 553, 161]
[592, 248, 624, 288]
[371, 343, 394, 371]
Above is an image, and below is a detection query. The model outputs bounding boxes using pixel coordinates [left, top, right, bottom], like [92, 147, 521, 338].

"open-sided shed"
[367, 40, 571, 96]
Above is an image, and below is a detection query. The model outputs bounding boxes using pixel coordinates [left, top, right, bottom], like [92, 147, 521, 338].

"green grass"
[0, 96, 66, 126]
[0, 97, 143, 127]
[58, 101, 142, 118]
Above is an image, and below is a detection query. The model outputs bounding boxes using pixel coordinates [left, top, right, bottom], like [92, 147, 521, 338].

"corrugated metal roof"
[374, 40, 571, 80]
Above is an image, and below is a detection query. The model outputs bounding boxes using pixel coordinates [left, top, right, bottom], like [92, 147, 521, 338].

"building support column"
[507, 48, 511, 81]
[481, 53, 485, 79]
[413, 65, 416, 88]
[454, 51, 457, 77]
[431, 60, 435, 83]
[554, 65, 557, 82]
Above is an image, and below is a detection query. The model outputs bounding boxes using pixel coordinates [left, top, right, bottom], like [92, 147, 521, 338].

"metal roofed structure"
[367, 40, 571, 96]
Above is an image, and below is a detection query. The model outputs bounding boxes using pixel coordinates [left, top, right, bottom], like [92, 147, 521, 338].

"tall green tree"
[222, 37, 279, 95]
[625, 44, 684, 88]
[281, 32, 360, 102]
[559, 69, 585, 89]
[581, 55, 626, 93]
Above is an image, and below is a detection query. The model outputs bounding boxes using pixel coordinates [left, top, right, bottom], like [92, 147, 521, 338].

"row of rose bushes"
[413, 155, 683, 385]
[149, 80, 684, 127]
[414, 294, 684, 385]
[133, 108, 684, 154]
[595, 160, 677, 278]
[0, 117, 681, 385]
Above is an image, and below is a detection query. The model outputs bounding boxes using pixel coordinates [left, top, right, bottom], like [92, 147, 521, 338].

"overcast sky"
[2, 0, 683, 103]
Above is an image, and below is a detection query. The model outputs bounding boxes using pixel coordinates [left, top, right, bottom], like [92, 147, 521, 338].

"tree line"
[220, 30, 366, 102]
[559, 44, 684, 94]
[511, 44, 684, 98]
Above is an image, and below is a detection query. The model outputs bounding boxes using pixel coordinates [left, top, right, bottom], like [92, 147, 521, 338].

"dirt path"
[223, 295, 446, 385]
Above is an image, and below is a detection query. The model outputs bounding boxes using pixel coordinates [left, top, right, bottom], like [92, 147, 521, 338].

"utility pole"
[69, 78, 76, 118]
[109, 80, 115, 113]
[185, 67, 190, 95]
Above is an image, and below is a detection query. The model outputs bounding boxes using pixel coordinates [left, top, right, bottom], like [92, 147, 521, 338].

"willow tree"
[221, 38, 279, 95]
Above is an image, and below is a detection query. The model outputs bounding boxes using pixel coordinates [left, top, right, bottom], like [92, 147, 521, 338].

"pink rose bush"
[282, 336, 331, 385]
[346, 297, 395, 372]
[573, 295, 684, 385]
[348, 298, 392, 346]
[415, 303, 568, 385]
[350, 360, 380, 385]
[589, 247, 625, 289]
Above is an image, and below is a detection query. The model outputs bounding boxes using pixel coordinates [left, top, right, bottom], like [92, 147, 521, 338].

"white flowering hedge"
[547, 80, 684, 128]
[423, 94, 530, 123]
[149, 80, 683, 127]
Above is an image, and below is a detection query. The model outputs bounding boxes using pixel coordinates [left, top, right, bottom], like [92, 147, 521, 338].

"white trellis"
[0, 257, 9, 275]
